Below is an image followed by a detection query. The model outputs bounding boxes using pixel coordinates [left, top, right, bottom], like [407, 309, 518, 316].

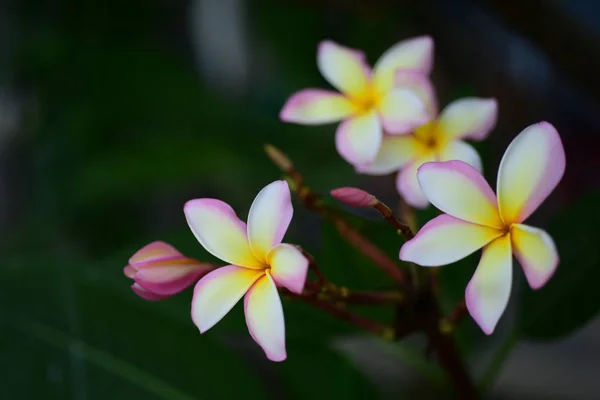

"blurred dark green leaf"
[0, 257, 268, 399]
[276, 341, 378, 399]
[518, 191, 600, 339]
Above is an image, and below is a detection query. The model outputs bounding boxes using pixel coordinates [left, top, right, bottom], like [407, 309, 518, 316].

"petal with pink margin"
[511, 224, 559, 289]
[497, 122, 566, 225]
[396, 153, 436, 209]
[335, 110, 382, 165]
[184, 199, 263, 269]
[133, 258, 214, 296]
[417, 161, 504, 228]
[191, 265, 265, 333]
[395, 70, 438, 116]
[372, 36, 434, 93]
[436, 98, 497, 142]
[267, 243, 309, 294]
[131, 283, 169, 301]
[400, 214, 503, 267]
[279, 89, 354, 125]
[317, 40, 369, 99]
[378, 88, 430, 135]
[123, 265, 137, 278]
[466, 234, 512, 335]
[438, 140, 483, 172]
[244, 272, 286, 362]
[129, 241, 184, 267]
[356, 134, 422, 175]
[247, 180, 293, 262]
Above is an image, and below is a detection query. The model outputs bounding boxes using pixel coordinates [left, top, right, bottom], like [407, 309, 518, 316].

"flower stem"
[288, 293, 395, 339]
[371, 200, 415, 240]
[265, 144, 407, 286]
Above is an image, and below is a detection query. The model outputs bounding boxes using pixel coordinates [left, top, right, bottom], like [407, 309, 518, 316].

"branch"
[265, 144, 407, 286]
[287, 293, 395, 339]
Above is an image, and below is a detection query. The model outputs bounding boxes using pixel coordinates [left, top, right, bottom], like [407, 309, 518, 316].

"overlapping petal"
[191, 266, 265, 333]
[247, 180, 293, 262]
[131, 283, 168, 301]
[129, 241, 184, 266]
[439, 140, 483, 172]
[497, 122, 566, 224]
[511, 224, 559, 289]
[395, 69, 437, 115]
[279, 89, 354, 124]
[437, 98, 497, 141]
[317, 40, 369, 98]
[465, 235, 512, 335]
[417, 161, 503, 228]
[267, 243, 309, 294]
[396, 153, 435, 209]
[244, 273, 286, 362]
[335, 110, 382, 165]
[184, 199, 263, 269]
[400, 214, 503, 266]
[356, 135, 422, 175]
[372, 36, 434, 93]
[378, 88, 429, 135]
[132, 258, 213, 296]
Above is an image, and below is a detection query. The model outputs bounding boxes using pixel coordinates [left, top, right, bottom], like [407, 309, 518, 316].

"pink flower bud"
[124, 241, 215, 301]
[330, 187, 378, 208]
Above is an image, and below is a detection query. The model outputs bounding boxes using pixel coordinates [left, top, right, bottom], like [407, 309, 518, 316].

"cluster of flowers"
[124, 37, 565, 362]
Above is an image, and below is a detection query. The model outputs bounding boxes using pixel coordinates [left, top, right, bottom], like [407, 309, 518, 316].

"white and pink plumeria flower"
[400, 122, 565, 334]
[358, 97, 497, 208]
[279, 36, 436, 166]
[183, 180, 309, 362]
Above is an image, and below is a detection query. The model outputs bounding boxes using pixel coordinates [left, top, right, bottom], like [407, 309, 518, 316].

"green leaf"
[275, 340, 379, 399]
[519, 191, 600, 339]
[0, 257, 268, 399]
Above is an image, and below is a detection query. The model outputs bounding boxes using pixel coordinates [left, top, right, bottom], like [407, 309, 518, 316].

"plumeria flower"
[358, 97, 498, 208]
[184, 180, 309, 362]
[124, 241, 215, 301]
[280, 37, 436, 166]
[400, 122, 565, 334]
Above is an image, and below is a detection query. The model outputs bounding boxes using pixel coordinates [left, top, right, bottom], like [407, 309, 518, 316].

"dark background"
[1, 0, 599, 399]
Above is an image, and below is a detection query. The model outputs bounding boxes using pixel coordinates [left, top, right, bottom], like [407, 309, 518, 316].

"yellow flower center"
[350, 84, 381, 115]
[414, 121, 443, 153]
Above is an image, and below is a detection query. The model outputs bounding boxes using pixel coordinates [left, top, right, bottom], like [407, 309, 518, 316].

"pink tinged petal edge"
[395, 69, 438, 116]
[438, 140, 483, 173]
[496, 121, 566, 225]
[267, 243, 309, 294]
[378, 88, 430, 135]
[356, 134, 420, 176]
[191, 266, 265, 333]
[279, 89, 354, 125]
[244, 273, 287, 362]
[129, 241, 184, 267]
[247, 180, 293, 262]
[437, 98, 498, 141]
[417, 160, 504, 229]
[466, 234, 513, 335]
[317, 40, 369, 99]
[400, 214, 503, 267]
[123, 265, 137, 278]
[335, 110, 383, 165]
[133, 258, 215, 296]
[372, 36, 434, 93]
[184, 199, 263, 269]
[131, 283, 170, 301]
[396, 155, 435, 209]
[511, 224, 559, 290]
